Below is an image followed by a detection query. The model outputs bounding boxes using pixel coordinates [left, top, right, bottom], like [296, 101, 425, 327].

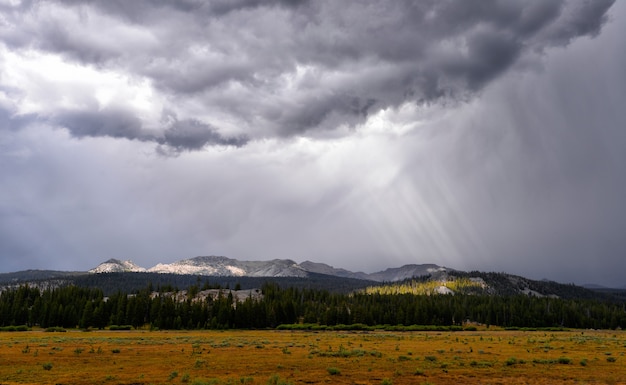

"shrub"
[327, 367, 341, 375]
[111, 348, 121, 354]
[0, 325, 30, 332]
[607, 357, 617, 363]
[424, 355, 437, 362]
[557, 357, 571, 365]
[532, 359, 557, 365]
[381, 379, 393, 385]
[109, 325, 133, 331]
[470, 361, 493, 368]
[42, 362, 53, 371]
[44, 327, 66, 332]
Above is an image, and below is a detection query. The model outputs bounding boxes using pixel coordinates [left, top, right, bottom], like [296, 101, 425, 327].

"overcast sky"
[1, 0, 625, 287]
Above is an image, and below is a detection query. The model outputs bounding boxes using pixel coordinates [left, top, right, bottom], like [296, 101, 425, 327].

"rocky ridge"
[89, 256, 448, 282]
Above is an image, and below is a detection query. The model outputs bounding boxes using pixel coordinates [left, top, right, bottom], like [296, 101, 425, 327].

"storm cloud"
[0, 0, 625, 287]
[0, 0, 615, 144]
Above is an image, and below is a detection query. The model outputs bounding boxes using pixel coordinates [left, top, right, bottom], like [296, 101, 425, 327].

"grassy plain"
[0, 329, 624, 385]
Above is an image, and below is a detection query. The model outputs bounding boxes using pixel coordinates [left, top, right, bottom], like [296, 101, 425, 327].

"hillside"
[363, 271, 618, 301]
[0, 256, 623, 301]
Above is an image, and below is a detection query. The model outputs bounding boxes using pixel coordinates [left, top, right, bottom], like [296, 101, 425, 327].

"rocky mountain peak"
[89, 259, 146, 274]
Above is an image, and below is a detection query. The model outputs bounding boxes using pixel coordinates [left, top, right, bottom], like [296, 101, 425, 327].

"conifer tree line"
[0, 283, 624, 330]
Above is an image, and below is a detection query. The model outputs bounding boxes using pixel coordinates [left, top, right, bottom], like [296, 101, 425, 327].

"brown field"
[0, 329, 625, 385]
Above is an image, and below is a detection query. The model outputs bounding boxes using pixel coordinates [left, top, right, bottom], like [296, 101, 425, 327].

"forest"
[1, 281, 625, 331]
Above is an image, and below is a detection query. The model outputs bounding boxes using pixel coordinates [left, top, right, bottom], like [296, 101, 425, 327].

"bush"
[42, 362, 53, 371]
[0, 325, 30, 332]
[470, 361, 493, 368]
[557, 357, 571, 365]
[44, 327, 66, 332]
[326, 367, 341, 375]
[607, 357, 617, 363]
[109, 325, 133, 331]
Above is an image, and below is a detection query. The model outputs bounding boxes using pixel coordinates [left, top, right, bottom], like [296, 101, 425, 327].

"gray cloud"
[55, 108, 146, 140]
[160, 118, 249, 153]
[0, 107, 32, 132]
[52, 108, 248, 152]
[0, 0, 616, 144]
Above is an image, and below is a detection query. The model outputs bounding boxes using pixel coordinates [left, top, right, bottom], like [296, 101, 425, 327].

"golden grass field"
[0, 329, 624, 385]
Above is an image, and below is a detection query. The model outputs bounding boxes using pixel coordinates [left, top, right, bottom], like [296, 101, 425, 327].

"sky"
[1, 0, 625, 287]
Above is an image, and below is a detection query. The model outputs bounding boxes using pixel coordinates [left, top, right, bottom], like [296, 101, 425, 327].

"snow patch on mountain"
[89, 259, 146, 274]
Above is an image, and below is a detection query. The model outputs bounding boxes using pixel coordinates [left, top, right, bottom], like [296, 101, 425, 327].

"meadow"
[0, 329, 624, 385]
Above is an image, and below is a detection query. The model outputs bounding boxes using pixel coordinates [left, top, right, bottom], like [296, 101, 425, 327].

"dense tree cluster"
[0, 283, 625, 330]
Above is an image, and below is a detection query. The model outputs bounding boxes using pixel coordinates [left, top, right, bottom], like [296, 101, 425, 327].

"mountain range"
[88, 256, 450, 282]
[1, 256, 624, 300]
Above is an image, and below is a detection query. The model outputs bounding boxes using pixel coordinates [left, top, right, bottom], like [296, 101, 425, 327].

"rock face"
[147, 256, 308, 278]
[89, 259, 146, 273]
[367, 264, 449, 282]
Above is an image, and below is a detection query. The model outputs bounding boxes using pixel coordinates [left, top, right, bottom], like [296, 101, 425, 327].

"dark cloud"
[54, 108, 146, 140]
[160, 118, 249, 153]
[52, 108, 247, 152]
[0, 0, 616, 143]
